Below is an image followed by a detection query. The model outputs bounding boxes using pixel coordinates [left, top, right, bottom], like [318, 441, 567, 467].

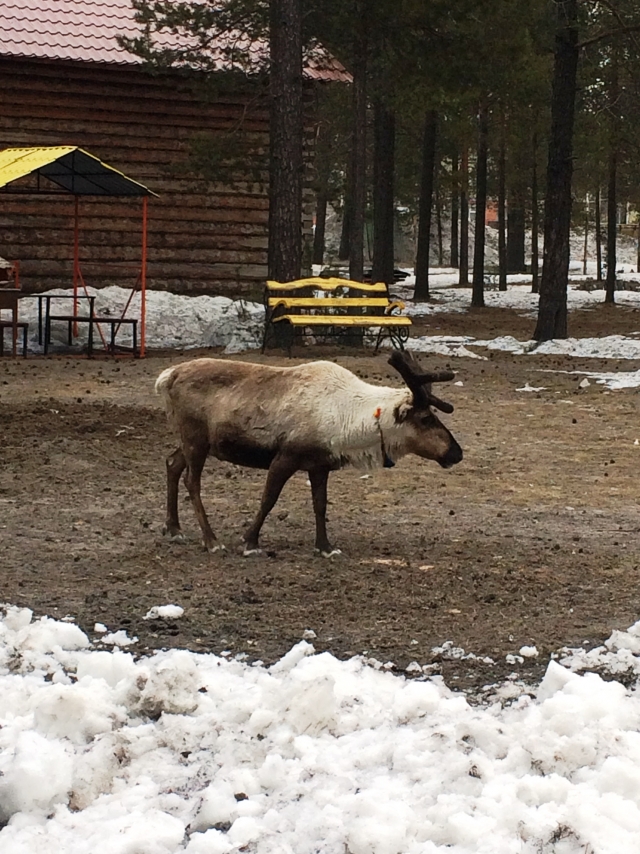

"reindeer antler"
[388, 350, 455, 413]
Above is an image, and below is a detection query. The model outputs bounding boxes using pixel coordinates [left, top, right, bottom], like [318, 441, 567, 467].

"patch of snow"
[143, 605, 185, 621]
[99, 630, 138, 647]
[407, 336, 488, 359]
[516, 383, 547, 393]
[561, 369, 640, 390]
[519, 646, 539, 658]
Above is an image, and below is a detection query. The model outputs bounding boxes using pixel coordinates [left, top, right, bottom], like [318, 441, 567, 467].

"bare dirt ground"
[2, 297, 640, 694]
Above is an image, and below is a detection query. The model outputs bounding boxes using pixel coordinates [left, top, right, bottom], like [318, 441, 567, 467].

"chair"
[0, 288, 29, 357]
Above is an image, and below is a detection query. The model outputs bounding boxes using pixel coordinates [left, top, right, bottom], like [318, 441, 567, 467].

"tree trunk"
[414, 110, 438, 301]
[268, 0, 303, 282]
[459, 147, 469, 285]
[595, 186, 602, 281]
[338, 157, 351, 260]
[582, 198, 589, 276]
[605, 153, 617, 303]
[349, 18, 367, 282]
[533, 0, 579, 341]
[531, 131, 539, 294]
[498, 119, 507, 292]
[372, 101, 395, 285]
[312, 188, 328, 267]
[605, 50, 619, 305]
[471, 100, 489, 307]
[436, 181, 444, 266]
[450, 152, 459, 268]
[507, 201, 526, 272]
[338, 203, 351, 260]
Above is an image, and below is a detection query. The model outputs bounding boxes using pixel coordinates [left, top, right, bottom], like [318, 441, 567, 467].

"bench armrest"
[385, 300, 406, 314]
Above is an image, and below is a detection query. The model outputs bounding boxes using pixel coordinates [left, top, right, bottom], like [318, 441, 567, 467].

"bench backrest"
[264, 278, 407, 322]
[265, 277, 389, 298]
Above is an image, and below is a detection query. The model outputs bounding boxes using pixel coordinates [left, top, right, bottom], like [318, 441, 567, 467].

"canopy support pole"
[141, 196, 148, 357]
[73, 195, 79, 337]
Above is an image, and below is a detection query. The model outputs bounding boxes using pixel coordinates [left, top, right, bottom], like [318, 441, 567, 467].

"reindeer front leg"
[244, 453, 298, 556]
[309, 467, 341, 557]
[180, 436, 223, 553]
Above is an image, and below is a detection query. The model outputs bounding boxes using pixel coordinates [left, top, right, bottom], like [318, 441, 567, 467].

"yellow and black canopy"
[0, 146, 156, 196]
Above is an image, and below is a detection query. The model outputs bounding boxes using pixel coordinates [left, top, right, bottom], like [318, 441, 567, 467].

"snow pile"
[4, 607, 640, 851]
[18, 287, 265, 354]
[561, 622, 640, 680]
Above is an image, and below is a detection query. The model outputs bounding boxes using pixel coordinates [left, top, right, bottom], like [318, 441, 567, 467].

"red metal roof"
[0, 0, 350, 81]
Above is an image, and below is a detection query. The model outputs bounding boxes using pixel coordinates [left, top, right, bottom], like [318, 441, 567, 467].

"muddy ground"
[2, 296, 640, 695]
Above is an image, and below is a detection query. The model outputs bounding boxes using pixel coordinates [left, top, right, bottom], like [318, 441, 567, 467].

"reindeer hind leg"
[164, 446, 187, 541]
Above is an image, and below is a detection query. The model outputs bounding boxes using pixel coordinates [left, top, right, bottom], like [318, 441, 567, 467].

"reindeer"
[155, 351, 462, 556]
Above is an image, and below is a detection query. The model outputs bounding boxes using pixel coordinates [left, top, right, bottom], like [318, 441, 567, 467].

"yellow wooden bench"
[262, 277, 411, 354]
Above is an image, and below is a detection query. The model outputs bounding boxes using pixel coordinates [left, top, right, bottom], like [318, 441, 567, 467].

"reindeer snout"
[439, 441, 463, 469]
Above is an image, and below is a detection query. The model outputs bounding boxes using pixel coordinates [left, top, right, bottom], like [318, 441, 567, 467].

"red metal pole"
[73, 195, 79, 337]
[141, 196, 147, 357]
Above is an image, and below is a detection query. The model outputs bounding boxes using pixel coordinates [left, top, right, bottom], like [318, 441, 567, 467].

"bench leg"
[132, 322, 138, 357]
[22, 325, 28, 358]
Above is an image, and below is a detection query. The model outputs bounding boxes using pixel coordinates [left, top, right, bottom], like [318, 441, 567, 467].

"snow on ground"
[567, 368, 640, 390]
[405, 333, 640, 378]
[400, 275, 640, 319]
[3, 605, 640, 853]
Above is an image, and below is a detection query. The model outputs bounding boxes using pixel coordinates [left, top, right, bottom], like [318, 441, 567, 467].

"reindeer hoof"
[163, 527, 186, 543]
[243, 547, 262, 557]
[204, 542, 226, 554]
[315, 547, 342, 558]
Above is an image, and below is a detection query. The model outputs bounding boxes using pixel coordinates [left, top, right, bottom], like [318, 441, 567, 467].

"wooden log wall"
[0, 58, 312, 299]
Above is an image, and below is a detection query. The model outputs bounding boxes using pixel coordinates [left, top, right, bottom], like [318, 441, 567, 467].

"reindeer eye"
[420, 414, 433, 425]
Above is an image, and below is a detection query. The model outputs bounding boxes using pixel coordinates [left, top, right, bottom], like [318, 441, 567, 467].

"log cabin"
[0, 0, 348, 298]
